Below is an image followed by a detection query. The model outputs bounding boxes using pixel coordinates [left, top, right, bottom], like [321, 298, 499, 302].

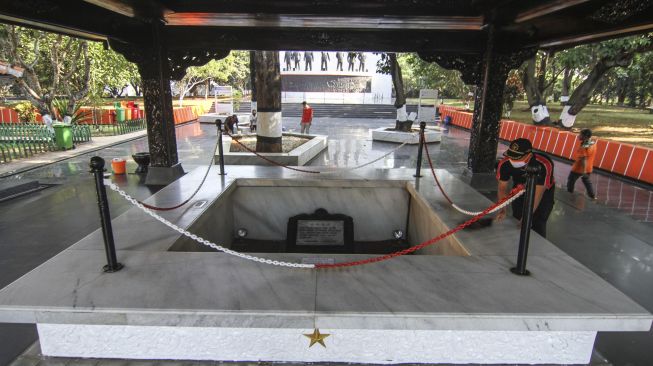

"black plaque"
[297, 220, 344, 246]
[287, 208, 354, 253]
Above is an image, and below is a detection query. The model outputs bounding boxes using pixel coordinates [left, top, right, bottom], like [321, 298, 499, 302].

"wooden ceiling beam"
[164, 13, 484, 31]
[0, 0, 149, 43]
[163, 27, 486, 53]
[159, 0, 477, 17]
[538, 22, 653, 48]
[514, 0, 592, 23]
[83, 0, 136, 18]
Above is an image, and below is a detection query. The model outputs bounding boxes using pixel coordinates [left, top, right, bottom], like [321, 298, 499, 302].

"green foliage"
[52, 98, 89, 124]
[0, 25, 91, 114]
[12, 102, 37, 122]
[174, 51, 250, 105]
[89, 43, 140, 98]
[503, 70, 524, 113]
[397, 53, 468, 98]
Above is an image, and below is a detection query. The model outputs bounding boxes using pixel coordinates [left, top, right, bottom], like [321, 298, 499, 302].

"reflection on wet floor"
[1, 118, 652, 366]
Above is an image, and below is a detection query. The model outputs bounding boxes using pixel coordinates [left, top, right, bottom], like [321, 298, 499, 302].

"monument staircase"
[210, 101, 418, 119]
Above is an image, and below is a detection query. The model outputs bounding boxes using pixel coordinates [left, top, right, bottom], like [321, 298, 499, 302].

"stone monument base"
[371, 126, 443, 144]
[217, 133, 327, 166]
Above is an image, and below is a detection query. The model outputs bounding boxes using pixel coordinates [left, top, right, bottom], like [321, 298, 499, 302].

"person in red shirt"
[300, 101, 313, 134]
[567, 128, 597, 199]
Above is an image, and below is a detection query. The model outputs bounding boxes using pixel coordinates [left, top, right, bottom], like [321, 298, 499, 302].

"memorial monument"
[280, 51, 392, 104]
[1, 1, 652, 364]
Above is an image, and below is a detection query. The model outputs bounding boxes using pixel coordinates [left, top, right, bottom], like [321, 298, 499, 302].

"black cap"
[504, 138, 532, 159]
[580, 128, 592, 139]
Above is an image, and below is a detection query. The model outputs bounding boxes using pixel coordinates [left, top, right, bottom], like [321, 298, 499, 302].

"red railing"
[439, 105, 653, 186]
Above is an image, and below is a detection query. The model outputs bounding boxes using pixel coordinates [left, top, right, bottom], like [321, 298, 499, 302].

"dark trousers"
[567, 172, 595, 198]
[512, 189, 555, 238]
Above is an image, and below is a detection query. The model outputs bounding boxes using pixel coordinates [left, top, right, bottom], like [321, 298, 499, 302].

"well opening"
[169, 179, 469, 256]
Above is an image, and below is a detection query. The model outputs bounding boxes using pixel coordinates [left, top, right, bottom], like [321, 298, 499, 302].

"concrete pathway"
[0, 118, 652, 366]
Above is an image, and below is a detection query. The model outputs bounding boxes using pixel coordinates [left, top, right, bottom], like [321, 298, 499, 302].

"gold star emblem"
[303, 328, 330, 348]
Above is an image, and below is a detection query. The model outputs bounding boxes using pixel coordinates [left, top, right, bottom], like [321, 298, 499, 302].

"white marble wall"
[38, 324, 596, 364]
[407, 185, 469, 255]
[169, 192, 234, 252]
[232, 186, 409, 242]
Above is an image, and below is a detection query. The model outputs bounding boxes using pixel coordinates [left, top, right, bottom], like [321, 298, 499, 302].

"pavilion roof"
[1, 1, 652, 53]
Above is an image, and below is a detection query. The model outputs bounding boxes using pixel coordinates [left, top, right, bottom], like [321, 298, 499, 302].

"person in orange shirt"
[567, 128, 597, 199]
[300, 101, 313, 134]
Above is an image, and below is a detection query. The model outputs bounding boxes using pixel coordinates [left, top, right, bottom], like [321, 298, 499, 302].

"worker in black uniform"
[495, 138, 555, 238]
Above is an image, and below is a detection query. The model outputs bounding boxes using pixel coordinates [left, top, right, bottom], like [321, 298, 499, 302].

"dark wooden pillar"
[254, 51, 282, 153]
[467, 24, 502, 173]
[139, 22, 178, 171]
[419, 37, 534, 174]
[109, 34, 229, 185]
[249, 51, 257, 112]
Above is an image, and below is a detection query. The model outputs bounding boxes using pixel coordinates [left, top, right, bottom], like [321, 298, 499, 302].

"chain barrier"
[315, 184, 525, 269]
[136, 138, 222, 211]
[224, 131, 407, 174]
[321, 142, 408, 173]
[225, 131, 321, 174]
[107, 181, 315, 269]
[421, 130, 517, 216]
[105, 179, 523, 269]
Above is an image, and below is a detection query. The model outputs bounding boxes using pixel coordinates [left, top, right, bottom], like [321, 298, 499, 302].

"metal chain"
[224, 131, 407, 174]
[106, 181, 315, 269]
[420, 129, 523, 216]
[104, 179, 522, 270]
[320, 142, 408, 173]
[316, 184, 525, 269]
[139, 138, 221, 211]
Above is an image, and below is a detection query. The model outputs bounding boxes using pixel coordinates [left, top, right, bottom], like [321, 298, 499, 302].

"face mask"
[509, 160, 527, 168]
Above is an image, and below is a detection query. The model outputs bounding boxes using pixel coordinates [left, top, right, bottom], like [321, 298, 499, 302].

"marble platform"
[198, 113, 250, 126]
[0, 166, 649, 364]
[217, 133, 328, 166]
[371, 126, 443, 144]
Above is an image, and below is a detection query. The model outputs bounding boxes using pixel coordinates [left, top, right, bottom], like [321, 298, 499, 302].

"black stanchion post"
[89, 156, 123, 273]
[414, 121, 426, 178]
[215, 119, 226, 176]
[510, 164, 540, 276]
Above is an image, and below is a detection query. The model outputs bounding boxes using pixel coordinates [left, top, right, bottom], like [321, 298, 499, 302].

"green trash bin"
[115, 107, 125, 122]
[53, 123, 74, 150]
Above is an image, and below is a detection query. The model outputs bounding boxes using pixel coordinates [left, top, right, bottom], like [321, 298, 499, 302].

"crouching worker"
[495, 138, 556, 238]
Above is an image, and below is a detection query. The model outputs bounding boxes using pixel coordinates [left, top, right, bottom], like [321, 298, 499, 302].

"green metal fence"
[87, 118, 146, 136]
[0, 123, 92, 163]
[72, 124, 92, 143]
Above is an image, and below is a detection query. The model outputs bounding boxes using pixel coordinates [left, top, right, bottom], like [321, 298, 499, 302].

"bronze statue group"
[283, 51, 366, 72]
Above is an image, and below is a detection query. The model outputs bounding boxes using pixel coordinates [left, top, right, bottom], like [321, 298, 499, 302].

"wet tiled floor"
[1, 118, 652, 366]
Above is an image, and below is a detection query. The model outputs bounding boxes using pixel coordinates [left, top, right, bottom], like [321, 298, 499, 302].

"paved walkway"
[1, 118, 652, 366]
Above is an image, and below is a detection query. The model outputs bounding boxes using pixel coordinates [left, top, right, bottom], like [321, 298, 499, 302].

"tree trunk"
[559, 54, 633, 127]
[561, 68, 572, 105]
[522, 56, 550, 124]
[254, 51, 282, 153]
[389, 53, 410, 130]
[204, 79, 209, 100]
